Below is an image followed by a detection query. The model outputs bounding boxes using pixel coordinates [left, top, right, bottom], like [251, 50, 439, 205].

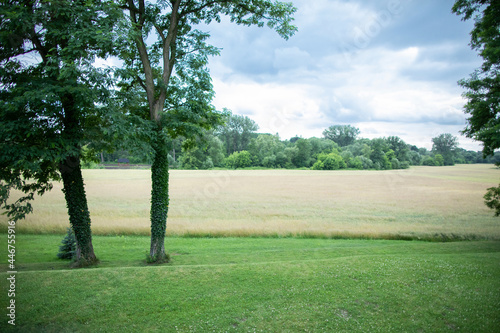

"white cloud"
[206, 0, 483, 150]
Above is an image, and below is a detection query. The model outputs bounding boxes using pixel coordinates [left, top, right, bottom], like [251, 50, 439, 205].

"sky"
[200, 0, 483, 151]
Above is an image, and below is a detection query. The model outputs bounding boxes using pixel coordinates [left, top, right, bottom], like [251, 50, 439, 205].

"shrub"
[422, 156, 436, 166]
[57, 228, 76, 260]
[434, 154, 445, 166]
[348, 156, 364, 170]
[400, 161, 410, 169]
[312, 152, 346, 170]
[484, 184, 500, 216]
[390, 158, 400, 170]
[225, 150, 252, 169]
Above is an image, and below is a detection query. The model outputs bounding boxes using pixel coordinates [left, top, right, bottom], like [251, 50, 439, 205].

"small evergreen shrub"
[57, 227, 76, 260]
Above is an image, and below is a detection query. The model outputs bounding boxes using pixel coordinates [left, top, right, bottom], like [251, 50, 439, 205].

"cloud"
[205, 0, 483, 150]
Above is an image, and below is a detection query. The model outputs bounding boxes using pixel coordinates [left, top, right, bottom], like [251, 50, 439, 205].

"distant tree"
[248, 134, 284, 167]
[180, 132, 225, 169]
[218, 111, 259, 156]
[323, 125, 360, 147]
[386, 136, 410, 163]
[432, 134, 459, 165]
[370, 138, 391, 170]
[292, 139, 313, 167]
[309, 137, 337, 158]
[0, 0, 118, 266]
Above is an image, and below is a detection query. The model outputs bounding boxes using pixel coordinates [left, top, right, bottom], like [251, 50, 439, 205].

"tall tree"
[432, 133, 459, 166]
[0, 0, 118, 265]
[453, 0, 500, 157]
[453, 0, 500, 216]
[118, 0, 297, 262]
[323, 125, 360, 147]
[217, 111, 259, 156]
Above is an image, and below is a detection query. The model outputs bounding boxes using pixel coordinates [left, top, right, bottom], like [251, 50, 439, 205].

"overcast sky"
[202, 0, 482, 150]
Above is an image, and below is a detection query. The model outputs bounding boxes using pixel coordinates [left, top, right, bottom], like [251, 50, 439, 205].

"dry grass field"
[1, 164, 499, 239]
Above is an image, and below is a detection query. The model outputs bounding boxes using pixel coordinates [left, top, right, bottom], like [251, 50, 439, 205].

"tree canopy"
[0, 0, 119, 264]
[453, 0, 500, 157]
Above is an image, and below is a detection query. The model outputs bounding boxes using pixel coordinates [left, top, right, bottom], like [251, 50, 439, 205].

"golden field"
[1, 164, 499, 239]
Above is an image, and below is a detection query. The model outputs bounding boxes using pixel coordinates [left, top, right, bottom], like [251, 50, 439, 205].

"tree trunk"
[59, 156, 98, 266]
[149, 128, 170, 263]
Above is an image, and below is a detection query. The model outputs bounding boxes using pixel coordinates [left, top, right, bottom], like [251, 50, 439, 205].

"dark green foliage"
[323, 125, 360, 147]
[0, 0, 119, 265]
[453, 0, 500, 157]
[218, 111, 259, 156]
[484, 184, 500, 216]
[312, 152, 346, 170]
[57, 228, 77, 260]
[432, 133, 458, 166]
[453, 1, 499, 216]
[226, 150, 252, 169]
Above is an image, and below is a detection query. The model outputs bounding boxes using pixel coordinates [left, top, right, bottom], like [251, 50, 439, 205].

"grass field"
[1, 165, 499, 331]
[0, 235, 499, 332]
[1, 164, 499, 240]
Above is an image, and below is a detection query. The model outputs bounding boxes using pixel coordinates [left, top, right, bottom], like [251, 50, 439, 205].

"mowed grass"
[0, 235, 499, 332]
[0, 164, 499, 240]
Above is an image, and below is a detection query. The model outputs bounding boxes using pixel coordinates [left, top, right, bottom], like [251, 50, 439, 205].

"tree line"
[99, 113, 500, 170]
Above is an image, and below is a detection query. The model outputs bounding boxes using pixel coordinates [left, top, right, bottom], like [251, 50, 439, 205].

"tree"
[432, 133, 459, 166]
[369, 138, 391, 170]
[0, 0, 118, 266]
[322, 125, 360, 147]
[118, 0, 297, 262]
[386, 136, 410, 163]
[453, 0, 500, 157]
[292, 139, 312, 168]
[248, 134, 284, 167]
[180, 131, 225, 169]
[217, 111, 259, 156]
[453, 0, 500, 217]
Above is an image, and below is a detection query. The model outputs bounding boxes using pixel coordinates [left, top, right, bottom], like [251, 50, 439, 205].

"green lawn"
[1, 235, 499, 332]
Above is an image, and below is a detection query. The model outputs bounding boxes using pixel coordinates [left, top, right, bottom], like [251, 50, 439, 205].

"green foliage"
[0, 0, 120, 264]
[312, 152, 346, 170]
[432, 133, 458, 165]
[57, 228, 76, 260]
[453, 0, 500, 157]
[226, 150, 252, 169]
[322, 125, 360, 147]
[484, 184, 500, 216]
[422, 156, 437, 166]
[218, 111, 260, 156]
[434, 154, 445, 166]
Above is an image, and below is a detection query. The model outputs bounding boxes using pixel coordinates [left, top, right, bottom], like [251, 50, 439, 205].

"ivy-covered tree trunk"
[59, 156, 97, 266]
[149, 129, 170, 263]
